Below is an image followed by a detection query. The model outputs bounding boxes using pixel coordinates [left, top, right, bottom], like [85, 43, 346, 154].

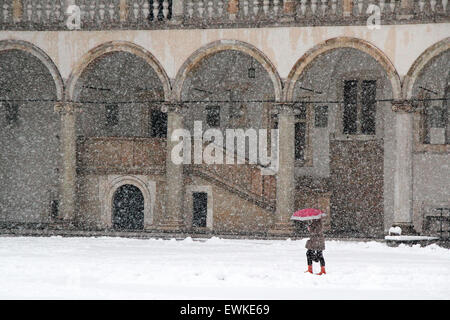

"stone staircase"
[186, 141, 277, 212]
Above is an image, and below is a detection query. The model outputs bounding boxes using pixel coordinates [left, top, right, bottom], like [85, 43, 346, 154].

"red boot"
[305, 265, 313, 274]
[316, 266, 326, 275]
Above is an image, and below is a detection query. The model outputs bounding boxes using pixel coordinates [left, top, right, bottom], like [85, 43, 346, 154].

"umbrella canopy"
[290, 208, 326, 221]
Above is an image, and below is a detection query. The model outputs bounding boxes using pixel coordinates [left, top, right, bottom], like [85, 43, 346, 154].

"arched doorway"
[112, 184, 144, 230]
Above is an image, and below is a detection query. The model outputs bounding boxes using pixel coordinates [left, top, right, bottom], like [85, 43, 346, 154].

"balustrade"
[0, 0, 448, 31]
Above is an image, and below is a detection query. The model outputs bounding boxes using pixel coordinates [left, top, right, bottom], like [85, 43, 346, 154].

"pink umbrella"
[290, 208, 326, 221]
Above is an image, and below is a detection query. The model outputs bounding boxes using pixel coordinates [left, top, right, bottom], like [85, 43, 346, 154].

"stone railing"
[0, 0, 448, 30]
[189, 162, 277, 210]
[199, 162, 276, 200]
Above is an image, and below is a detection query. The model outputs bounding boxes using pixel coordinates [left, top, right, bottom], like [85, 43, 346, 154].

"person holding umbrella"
[291, 208, 326, 275]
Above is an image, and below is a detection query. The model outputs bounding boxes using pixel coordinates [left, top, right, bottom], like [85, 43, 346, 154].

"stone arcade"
[0, 0, 449, 238]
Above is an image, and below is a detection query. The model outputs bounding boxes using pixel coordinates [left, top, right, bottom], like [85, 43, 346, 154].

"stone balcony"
[0, 0, 448, 31]
[77, 136, 167, 174]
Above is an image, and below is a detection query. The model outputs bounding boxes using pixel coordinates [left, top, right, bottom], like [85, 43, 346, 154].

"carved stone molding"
[391, 100, 418, 113]
[160, 102, 187, 114]
[271, 102, 296, 115]
[54, 102, 82, 114]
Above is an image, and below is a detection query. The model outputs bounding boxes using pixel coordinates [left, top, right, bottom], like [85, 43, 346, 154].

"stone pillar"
[55, 103, 80, 225]
[391, 101, 416, 234]
[161, 103, 185, 231]
[228, 0, 239, 20]
[270, 103, 295, 236]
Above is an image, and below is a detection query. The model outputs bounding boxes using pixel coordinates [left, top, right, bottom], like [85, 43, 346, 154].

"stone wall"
[183, 175, 274, 235]
[330, 139, 384, 237]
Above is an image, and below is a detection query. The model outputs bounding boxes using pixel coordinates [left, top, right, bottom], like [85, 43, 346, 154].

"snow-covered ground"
[0, 236, 448, 299]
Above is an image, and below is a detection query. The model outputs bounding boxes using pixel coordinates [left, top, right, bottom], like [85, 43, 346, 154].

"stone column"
[55, 103, 80, 225]
[161, 103, 185, 231]
[392, 100, 416, 234]
[270, 103, 295, 236]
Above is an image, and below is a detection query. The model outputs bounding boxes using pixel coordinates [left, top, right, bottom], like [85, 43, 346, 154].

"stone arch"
[403, 37, 450, 100]
[105, 175, 155, 229]
[173, 40, 283, 102]
[66, 41, 171, 101]
[0, 39, 64, 100]
[284, 37, 402, 101]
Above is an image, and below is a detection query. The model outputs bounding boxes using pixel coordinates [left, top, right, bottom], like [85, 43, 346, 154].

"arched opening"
[0, 45, 62, 223]
[73, 50, 166, 138]
[290, 47, 394, 138]
[403, 39, 450, 235]
[66, 42, 171, 139]
[174, 41, 282, 133]
[410, 48, 450, 145]
[112, 184, 144, 230]
[287, 40, 398, 237]
[180, 49, 276, 132]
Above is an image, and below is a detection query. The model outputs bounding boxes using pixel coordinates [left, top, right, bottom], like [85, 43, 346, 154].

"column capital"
[391, 100, 420, 113]
[54, 102, 82, 114]
[271, 102, 299, 116]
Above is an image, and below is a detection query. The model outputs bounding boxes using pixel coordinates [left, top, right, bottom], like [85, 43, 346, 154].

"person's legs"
[317, 251, 325, 267]
[316, 251, 326, 275]
[306, 249, 314, 265]
[305, 250, 313, 273]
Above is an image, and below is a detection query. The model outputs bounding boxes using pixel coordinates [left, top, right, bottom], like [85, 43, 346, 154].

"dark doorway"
[150, 109, 167, 138]
[193, 192, 208, 228]
[113, 184, 144, 230]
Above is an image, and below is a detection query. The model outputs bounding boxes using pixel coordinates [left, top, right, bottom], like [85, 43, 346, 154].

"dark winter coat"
[305, 219, 325, 251]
